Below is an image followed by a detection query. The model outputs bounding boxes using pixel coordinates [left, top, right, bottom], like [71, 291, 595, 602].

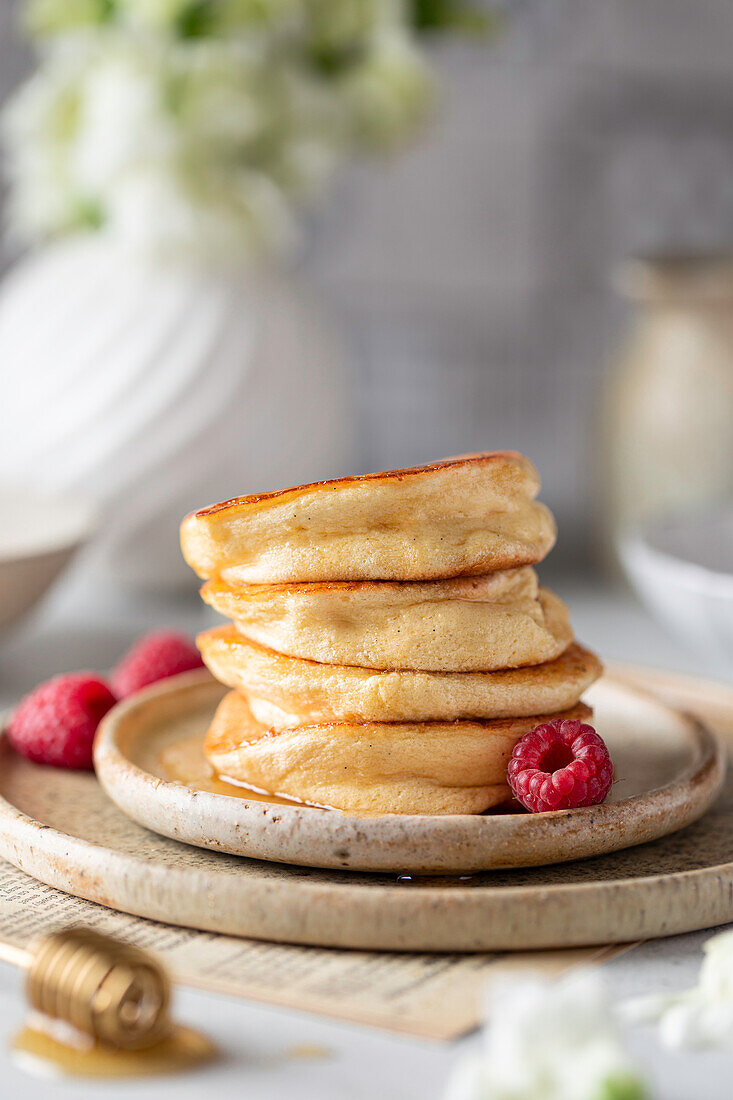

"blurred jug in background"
[602, 254, 733, 552]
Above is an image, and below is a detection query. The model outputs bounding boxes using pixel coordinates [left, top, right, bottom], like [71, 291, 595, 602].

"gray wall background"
[2, 0, 733, 567]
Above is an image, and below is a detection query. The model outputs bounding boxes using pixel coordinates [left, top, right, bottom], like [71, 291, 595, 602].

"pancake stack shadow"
[180, 453, 602, 815]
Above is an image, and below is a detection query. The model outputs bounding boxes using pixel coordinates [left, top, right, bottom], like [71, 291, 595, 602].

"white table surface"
[0, 569, 731, 1098]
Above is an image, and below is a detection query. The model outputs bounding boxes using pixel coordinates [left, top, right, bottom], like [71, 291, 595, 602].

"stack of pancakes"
[180, 453, 602, 815]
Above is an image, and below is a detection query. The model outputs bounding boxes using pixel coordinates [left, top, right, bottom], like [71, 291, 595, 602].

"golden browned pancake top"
[181, 451, 556, 583]
[193, 452, 530, 517]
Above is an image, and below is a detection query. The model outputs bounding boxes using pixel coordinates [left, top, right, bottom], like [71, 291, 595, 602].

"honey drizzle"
[11, 1022, 217, 1079]
[155, 732, 519, 818]
[157, 733, 314, 808]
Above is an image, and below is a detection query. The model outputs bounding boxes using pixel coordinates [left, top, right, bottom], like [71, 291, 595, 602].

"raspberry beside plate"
[7, 673, 116, 770]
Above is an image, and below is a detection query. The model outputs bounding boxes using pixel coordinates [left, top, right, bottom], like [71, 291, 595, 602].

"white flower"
[342, 29, 432, 150]
[622, 929, 733, 1051]
[445, 971, 648, 1100]
[118, 0, 201, 28]
[106, 162, 296, 261]
[71, 52, 176, 193]
[2, 41, 92, 238]
[26, 0, 295, 34]
[25, 0, 111, 35]
[3, 2, 432, 261]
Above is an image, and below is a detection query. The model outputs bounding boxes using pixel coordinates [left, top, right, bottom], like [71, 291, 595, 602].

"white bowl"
[0, 486, 95, 633]
[620, 508, 733, 677]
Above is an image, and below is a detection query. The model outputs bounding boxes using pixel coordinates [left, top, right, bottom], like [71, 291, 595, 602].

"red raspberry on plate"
[7, 673, 116, 769]
[507, 718, 613, 813]
[111, 630, 204, 698]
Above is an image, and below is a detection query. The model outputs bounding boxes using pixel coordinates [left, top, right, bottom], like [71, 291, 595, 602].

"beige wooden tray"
[92, 672, 723, 874]
[0, 669, 730, 951]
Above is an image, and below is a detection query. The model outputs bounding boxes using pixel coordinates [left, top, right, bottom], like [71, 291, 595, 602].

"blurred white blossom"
[445, 971, 648, 1100]
[4, 0, 432, 261]
[623, 930, 733, 1051]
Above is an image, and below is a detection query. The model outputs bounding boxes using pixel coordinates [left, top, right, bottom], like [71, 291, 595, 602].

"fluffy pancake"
[197, 626, 602, 723]
[180, 452, 556, 583]
[202, 568, 572, 672]
[204, 691, 594, 815]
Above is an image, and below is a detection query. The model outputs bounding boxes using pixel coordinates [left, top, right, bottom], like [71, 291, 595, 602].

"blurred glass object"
[601, 254, 733, 552]
[604, 254, 733, 672]
[621, 508, 733, 680]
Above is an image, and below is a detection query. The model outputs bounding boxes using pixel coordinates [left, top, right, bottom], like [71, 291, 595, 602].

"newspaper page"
[0, 860, 626, 1040]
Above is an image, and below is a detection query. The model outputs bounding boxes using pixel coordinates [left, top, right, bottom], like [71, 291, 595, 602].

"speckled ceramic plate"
[91, 670, 724, 874]
[0, 669, 731, 950]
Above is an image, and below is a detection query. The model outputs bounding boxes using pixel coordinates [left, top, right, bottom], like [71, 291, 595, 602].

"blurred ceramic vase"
[601, 255, 733, 554]
[0, 236, 352, 590]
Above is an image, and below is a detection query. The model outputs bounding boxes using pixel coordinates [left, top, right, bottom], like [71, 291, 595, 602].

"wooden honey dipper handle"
[0, 929, 171, 1050]
[0, 941, 29, 970]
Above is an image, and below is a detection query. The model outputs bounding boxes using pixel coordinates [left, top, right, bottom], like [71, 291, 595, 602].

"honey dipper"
[0, 928, 171, 1050]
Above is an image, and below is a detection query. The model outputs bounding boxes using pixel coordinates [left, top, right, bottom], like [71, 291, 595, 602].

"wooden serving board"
[0, 667, 730, 952]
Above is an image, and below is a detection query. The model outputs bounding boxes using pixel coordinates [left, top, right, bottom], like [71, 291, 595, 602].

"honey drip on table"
[12, 1019, 217, 1079]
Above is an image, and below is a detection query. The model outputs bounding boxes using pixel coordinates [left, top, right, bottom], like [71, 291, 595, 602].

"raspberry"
[111, 630, 203, 698]
[508, 718, 613, 813]
[7, 673, 116, 769]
